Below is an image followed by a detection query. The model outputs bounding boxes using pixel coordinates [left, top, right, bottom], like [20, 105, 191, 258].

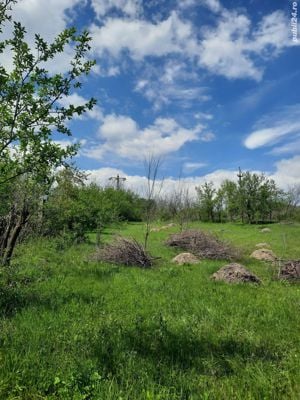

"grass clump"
[166, 229, 241, 261]
[94, 235, 153, 268]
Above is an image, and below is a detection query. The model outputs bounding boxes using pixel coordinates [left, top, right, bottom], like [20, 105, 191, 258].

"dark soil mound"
[279, 260, 300, 281]
[166, 230, 240, 260]
[212, 263, 261, 284]
[93, 236, 153, 268]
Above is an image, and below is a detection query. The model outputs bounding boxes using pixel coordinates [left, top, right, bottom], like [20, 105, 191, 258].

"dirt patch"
[255, 243, 271, 249]
[250, 249, 276, 262]
[279, 260, 300, 281]
[260, 228, 271, 233]
[93, 236, 153, 268]
[212, 263, 261, 284]
[150, 227, 161, 232]
[172, 252, 200, 265]
[151, 223, 176, 232]
[166, 230, 240, 261]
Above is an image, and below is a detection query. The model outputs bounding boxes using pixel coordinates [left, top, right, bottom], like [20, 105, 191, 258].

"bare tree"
[168, 177, 194, 232]
[143, 155, 163, 250]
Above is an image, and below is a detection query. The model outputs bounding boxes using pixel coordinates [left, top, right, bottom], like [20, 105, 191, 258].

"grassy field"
[0, 222, 300, 399]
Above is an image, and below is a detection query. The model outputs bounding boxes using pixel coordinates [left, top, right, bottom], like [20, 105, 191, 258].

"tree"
[219, 180, 238, 222]
[237, 172, 282, 224]
[284, 184, 300, 220]
[168, 179, 194, 231]
[143, 155, 163, 250]
[0, 1, 96, 264]
[195, 181, 216, 222]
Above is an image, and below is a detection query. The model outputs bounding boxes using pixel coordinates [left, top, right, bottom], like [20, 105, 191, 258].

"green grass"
[0, 222, 300, 399]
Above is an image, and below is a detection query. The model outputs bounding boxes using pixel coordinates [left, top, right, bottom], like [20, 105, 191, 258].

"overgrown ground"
[0, 222, 300, 399]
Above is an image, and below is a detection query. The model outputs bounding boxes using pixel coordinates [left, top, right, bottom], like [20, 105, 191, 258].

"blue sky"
[5, 0, 300, 193]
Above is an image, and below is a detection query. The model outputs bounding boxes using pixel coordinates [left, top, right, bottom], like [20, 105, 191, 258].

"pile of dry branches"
[279, 260, 300, 281]
[166, 230, 240, 261]
[94, 236, 153, 268]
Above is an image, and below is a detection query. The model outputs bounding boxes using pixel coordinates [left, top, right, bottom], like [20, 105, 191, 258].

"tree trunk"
[1, 207, 29, 266]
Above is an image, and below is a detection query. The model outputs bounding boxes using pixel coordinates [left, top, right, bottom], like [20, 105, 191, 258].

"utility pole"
[109, 174, 126, 190]
[237, 167, 244, 223]
[237, 167, 243, 185]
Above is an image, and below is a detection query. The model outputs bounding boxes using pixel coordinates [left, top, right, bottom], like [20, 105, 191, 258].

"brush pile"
[94, 236, 153, 268]
[279, 260, 300, 281]
[166, 230, 240, 261]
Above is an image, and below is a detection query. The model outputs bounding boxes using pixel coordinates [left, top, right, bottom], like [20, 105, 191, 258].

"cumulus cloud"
[7, 0, 83, 41]
[244, 104, 300, 150]
[0, 0, 91, 74]
[91, 0, 141, 19]
[199, 9, 294, 80]
[82, 114, 207, 161]
[85, 155, 300, 198]
[90, 11, 197, 60]
[85, 166, 238, 198]
[270, 155, 300, 188]
[90, 2, 295, 83]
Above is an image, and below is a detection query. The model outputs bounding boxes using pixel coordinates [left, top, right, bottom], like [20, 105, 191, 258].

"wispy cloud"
[183, 162, 207, 173]
[135, 60, 209, 109]
[244, 104, 300, 150]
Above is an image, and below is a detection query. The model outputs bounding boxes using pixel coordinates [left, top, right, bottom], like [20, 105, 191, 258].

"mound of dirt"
[255, 243, 271, 249]
[166, 230, 240, 261]
[93, 236, 153, 268]
[150, 227, 161, 232]
[250, 249, 276, 262]
[260, 228, 271, 233]
[212, 263, 261, 284]
[279, 260, 300, 281]
[172, 252, 200, 265]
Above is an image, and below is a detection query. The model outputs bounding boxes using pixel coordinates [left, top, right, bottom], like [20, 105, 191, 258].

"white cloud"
[250, 11, 291, 54]
[244, 104, 300, 150]
[85, 166, 238, 198]
[200, 0, 223, 13]
[199, 11, 256, 80]
[270, 155, 300, 188]
[0, 0, 90, 74]
[83, 114, 204, 161]
[183, 162, 207, 173]
[245, 123, 300, 150]
[135, 60, 210, 109]
[90, 11, 197, 60]
[199, 9, 296, 80]
[8, 0, 83, 41]
[90, 3, 295, 82]
[85, 155, 300, 198]
[269, 136, 300, 155]
[58, 93, 103, 120]
[91, 0, 141, 19]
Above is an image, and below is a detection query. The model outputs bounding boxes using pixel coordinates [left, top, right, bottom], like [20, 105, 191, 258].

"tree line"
[194, 173, 299, 224]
